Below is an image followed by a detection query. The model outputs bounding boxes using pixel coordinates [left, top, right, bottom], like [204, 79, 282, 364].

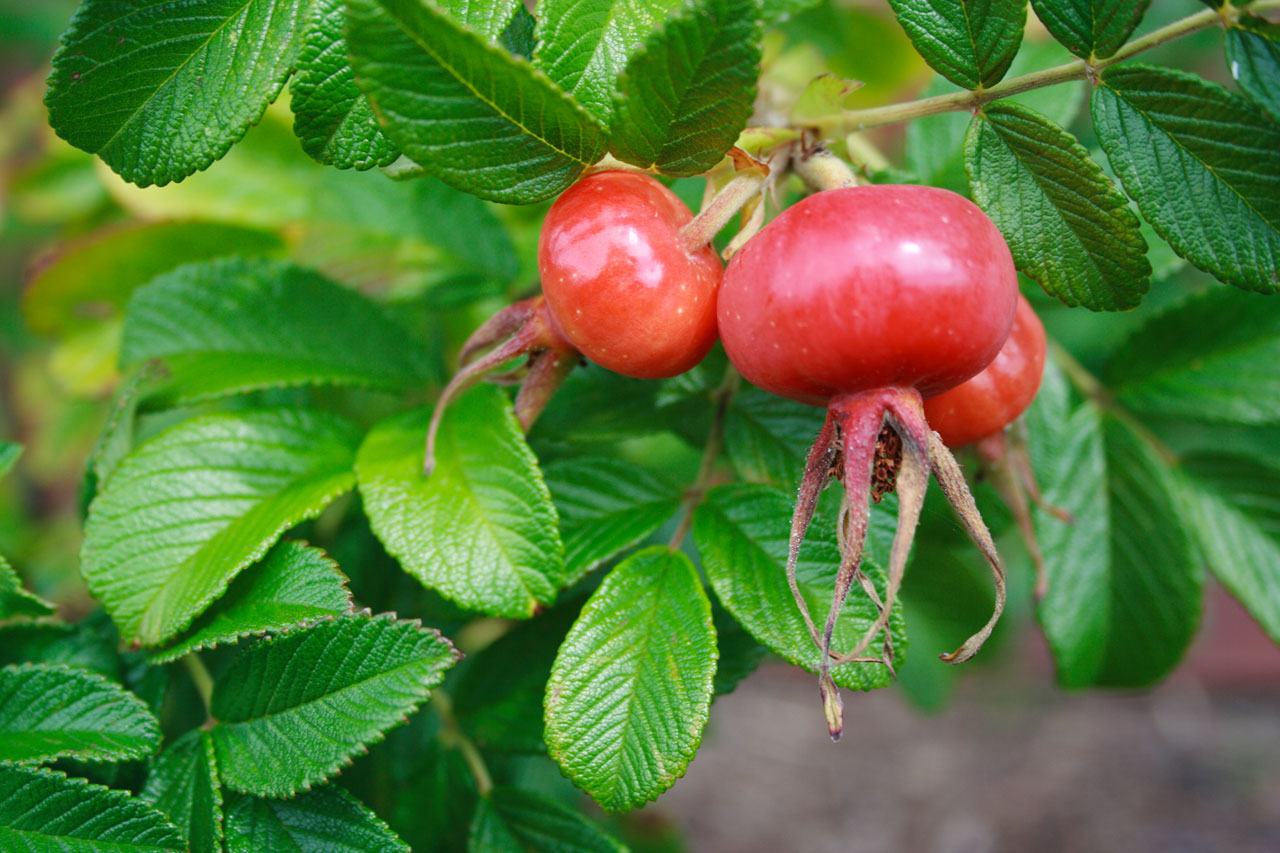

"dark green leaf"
[81, 408, 360, 646]
[0, 557, 54, 621]
[346, 0, 606, 203]
[1092, 64, 1280, 294]
[0, 664, 160, 765]
[150, 541, 353, 664]
[966, 101, 1150, 310]
[886, 0, 1026, 89]
[224, 786, 409, 852]
[1227, 13, 1280, 124]
[543, 456, 683, 585]
[609, 0, 762, 176]
[140, 731, 222, 853]
[1029, 0, 1151, 59]
[292, 0, 399, 169]
[468, 787, 625, 852]
[46, 0, 308, 186]
[0, 765, 185, 851]
[694, 484, 905, 691]
[357, 388, 565, 619]
[0, 443, 20, 480]
[211, 613, 459, 797]
[723, 387, 825, 487]
[711, 601, 766, 697]
[0, 618, 119, 678]
[545, 547, 715, 812]
[120, 257, 432, 404]
[499, 4, 538, 58]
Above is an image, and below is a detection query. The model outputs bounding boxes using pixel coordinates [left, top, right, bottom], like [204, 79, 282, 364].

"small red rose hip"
[538, 170, 724, 378]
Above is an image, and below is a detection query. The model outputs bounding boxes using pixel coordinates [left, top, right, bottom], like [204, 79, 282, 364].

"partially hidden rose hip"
[717, 184, 1018, 739]
[424, 170, 724, 473]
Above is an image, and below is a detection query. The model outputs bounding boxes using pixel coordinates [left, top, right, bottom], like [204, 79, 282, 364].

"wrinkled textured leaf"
[357, 388, 565, 618]
[887, 0, 1025, 89]
[545, 547, 715, 812]
[694, 484, 905, 691]
[120, 257, 432, 403]
[82, 408, 360, 646]
[1092, 64, 1280, 294]
[610, 0, 762, 175]
[150, 541, 353, 664]
[543, 456, 683, 585]
[292, 0, 399, 169]
[436, 0, 521, 36]
[0, 557, 54, 621]
[46, 0, 307, 186]
[141, 731, 222, 853]
[0, 663, 160, 765]
[499, 4, 538, 58]
[224, 786, 409, 852]
[1029, 0, 1150, 59]
[211, 613, 459, 797]
[724, 387, 825, 487]
[347, 0, 605, 203]
[966, 101, 1150, 310]
[0, 618, 119, 678]
[1227, 13, 1280, 124]
[0, 765, 184, 851]
[469, 787, 625, 851]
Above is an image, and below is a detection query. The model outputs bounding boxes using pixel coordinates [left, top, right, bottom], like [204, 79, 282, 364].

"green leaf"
[468, 787, 625, 852]
[1025, 364, 1203, 687]
[292, 0, 399, 169]
[357, 388, 565, 619]
[1107, 287, 1280, 425]
[150, 541, 353, 664]
[211, 613, 459, 797]
[609, 0, 762, 176]
[436, 0, 521, 36]
[224, 786, 409, 852]
[1092, 64, 1280, 294]
[886, 0, 1026, 90]
[723, 387, 825, 487]
[1179, 452, 1280, 645]
[499, 4, 538, 58]
[0, 443, 20, 479]
[1029, 0, 1150, 59]
[82, 408, 360, 646]
[0, 556, 55, 621]
[140, 731, 222, 853]
[0, 663, 160, 765]
[543, 456, 683, 585]
[346, 0, 606, 204]
[0, 617, 120, 678]
[762, 0, 822, 23]
[545, 547, 715, 812]
[534, 0, 683, 125]
[1227, 13, 1280, 124]
[711, 600, 766, 697]
[693, 484, 905, 691]
[119, 257, 432, 404]
[46, 0, 308, 186]
[966, 101, 1151, 310]
[0, 765, 185, 851]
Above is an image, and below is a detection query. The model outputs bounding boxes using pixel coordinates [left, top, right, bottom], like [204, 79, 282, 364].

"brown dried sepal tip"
[424, 296, 578, 475]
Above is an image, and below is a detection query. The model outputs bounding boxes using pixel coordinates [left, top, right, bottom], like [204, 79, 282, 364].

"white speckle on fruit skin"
[941, 216, 950, 224]
[677, 307, 684, 314]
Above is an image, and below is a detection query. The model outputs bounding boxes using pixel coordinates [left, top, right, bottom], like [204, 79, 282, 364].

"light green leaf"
[468, 787, 625, 852]
[436, 0, 521, 37]
[1227, 13, 1280, 124]
[886, 0, 1025, 90]
[119, 257, 432, 404]
[346, 0, 606, 203]
[46, 0, 308, 186]
[292, 0, 399, 169]
[1092, 64, 1280, 294]
[0, 663, 160, 765]
[211, 613, 459, 797]
[609, 0, 762, 175]
[545, 547, 715, 812]
[1029, 0, 1151, 59]
[0, 557, 54, 621]
[141, 731, 222, 853]
[693, 484, 905, 691]
[82, 408, 360, 646]
[150, 541, 353, 664]
[543, 456, 683, 585]
[723, 387, 825, 487]
[534, 0, 683, 125]
[224, 786, 409, 852]
[357, 388, 565, 619]
[0, 765, 185, 851]
[1107, 287, 1280, 425]
[966, 101, 1150, 309]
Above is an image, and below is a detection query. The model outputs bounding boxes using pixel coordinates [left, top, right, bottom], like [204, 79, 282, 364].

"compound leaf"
[468, 787, 625, 852]
[886, 0, 1025, 90]
[140, 731, 222, 853]
[1029, 0, 1151, 59]
[224, 786, 409, 852]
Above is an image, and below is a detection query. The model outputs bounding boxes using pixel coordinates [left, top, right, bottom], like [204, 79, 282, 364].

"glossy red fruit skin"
[538, 171, 724, 379]
[923, 294, 1046, 448]
[717, 185, 1018, 405]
